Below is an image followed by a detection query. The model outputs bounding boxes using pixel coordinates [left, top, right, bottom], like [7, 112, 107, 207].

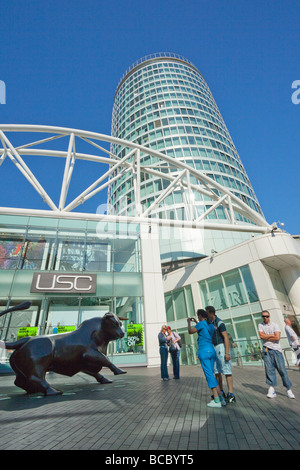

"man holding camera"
[205, 305, 236, 403]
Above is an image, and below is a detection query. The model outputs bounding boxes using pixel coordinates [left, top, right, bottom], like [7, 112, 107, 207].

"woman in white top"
[166, 326, 181, 380]
[284, 318, 300, 369]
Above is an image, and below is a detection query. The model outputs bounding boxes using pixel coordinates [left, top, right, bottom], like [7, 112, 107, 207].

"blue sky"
[0, 0, 299, 234]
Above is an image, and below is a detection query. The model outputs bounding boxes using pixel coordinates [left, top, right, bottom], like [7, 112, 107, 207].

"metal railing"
[179, 340, 298, 369]
[179, 341, 264, 367]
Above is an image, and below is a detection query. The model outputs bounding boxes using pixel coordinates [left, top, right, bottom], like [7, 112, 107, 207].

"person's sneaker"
[219, 396, 227, 406]
[227, 393, 236, 403]
[287, 389, 295, 399]
[207, 400, 222, 408]
[267, 386, 276, 398]
[213, 391, 227, 401]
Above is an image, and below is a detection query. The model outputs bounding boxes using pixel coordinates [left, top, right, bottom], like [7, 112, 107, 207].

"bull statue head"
[95, 312, 128, 343]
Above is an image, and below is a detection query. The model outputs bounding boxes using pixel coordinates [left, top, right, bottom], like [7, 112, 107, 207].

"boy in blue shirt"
[206, 305, 236, 403]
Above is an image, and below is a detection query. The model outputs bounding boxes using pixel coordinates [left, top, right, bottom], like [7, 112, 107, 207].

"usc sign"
[30, 273, 97, 294]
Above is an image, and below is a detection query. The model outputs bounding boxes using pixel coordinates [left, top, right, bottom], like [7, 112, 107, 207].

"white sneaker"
[207, 400, 222, 408]
[267, 386, 276, 398]
[287, 389, 295, 399]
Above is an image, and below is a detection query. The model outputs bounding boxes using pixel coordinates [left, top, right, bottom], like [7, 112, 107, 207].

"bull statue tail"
[4, 336, 31, 350]
[0, 301, 32, 318]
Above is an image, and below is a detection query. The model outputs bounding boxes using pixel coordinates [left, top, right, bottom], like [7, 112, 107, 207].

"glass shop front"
[0, 215, 146, 372]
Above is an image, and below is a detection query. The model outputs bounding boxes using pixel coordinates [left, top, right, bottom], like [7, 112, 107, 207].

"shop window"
[0, 237, 24, 270]
[165, 293, 175, 322]
[234, 315, 261, 363]
[265, 265, 290, 304]
[46, 299, 80, 334]
[173, 289, 187, 320]
[57, 240, 85, 271]
[185, 285, 195, 317]
[84, 242, 111, 272]
[240, 265, 259, 303]
[113, 239, 139, 273]
[223, 269, 248, 307]
[0, 299, 40, 342]
[206, 276, 228, 310]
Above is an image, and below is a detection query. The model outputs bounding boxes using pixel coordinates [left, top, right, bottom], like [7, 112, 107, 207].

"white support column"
[134, 149, 142, 217]
[227, 196, 236, 224]
[0, 135, 7, 167]
[249, 260, 285, 326]
[59, 132, 75, 211]
[185, 170, 194, 221]
[280, 266, 300, 315]
[0, 148, 7, 167]
[140, 222, 167, 367]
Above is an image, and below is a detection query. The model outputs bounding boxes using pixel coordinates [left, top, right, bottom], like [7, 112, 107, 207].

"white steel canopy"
[0, 124, 273, 233]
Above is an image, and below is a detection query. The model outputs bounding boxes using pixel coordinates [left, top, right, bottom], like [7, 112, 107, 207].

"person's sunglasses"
[262, 315, 270, 318]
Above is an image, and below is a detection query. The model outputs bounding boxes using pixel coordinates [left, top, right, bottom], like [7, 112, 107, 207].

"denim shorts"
[214, 343, 232, 375]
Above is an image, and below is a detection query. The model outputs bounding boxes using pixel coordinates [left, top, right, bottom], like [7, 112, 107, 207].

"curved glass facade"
[109, 53, 263, 227]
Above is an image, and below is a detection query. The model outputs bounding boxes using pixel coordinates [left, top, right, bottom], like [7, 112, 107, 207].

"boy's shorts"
[214, 343, 232, 375]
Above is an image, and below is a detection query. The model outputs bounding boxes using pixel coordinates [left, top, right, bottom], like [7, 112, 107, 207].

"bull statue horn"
[117, 316, 129, 321]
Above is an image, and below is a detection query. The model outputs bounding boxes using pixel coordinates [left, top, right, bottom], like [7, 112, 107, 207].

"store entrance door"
[45, 297, 80, 334]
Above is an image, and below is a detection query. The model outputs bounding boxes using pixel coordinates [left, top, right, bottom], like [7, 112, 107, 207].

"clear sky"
[0, 0, 299, 234]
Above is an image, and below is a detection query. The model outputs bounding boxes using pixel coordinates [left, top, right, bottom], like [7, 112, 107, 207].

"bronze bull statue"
[1, 303, 127, 396]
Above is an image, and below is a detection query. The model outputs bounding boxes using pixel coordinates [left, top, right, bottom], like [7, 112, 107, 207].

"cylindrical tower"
[108, 53, 265, 260]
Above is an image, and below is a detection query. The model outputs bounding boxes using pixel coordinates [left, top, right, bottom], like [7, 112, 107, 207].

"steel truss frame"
[0, 125, 272, 233]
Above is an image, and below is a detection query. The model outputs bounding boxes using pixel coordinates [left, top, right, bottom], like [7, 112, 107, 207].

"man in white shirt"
[258, 311, 295, 399]
[284, 318, 300, 369]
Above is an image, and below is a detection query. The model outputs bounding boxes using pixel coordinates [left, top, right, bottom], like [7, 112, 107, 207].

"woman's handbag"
[169, 341, 177, 352]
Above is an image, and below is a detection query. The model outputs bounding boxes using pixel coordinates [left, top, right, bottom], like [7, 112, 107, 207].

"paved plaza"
[0, 364, 300, 451]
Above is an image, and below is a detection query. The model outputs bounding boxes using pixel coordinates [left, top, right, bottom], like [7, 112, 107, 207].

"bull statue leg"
[82, 370, 113, 384]
[27, 376, 63, 396]
[82, 350, 127, 377]
[9, 339, 63, 396]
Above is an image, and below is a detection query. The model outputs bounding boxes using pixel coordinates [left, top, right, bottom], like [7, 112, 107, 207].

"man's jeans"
[170, 349, 180, 379]
[160, 346, 169, 379]
[263, 349, 292, 389]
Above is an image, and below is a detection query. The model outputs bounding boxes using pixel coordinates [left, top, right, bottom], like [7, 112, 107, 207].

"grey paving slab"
[0, 364, 300, 451]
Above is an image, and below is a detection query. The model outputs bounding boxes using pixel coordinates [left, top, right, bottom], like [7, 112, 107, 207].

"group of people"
[159, 305, 298, 408]
[158, 325, 181, 381]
